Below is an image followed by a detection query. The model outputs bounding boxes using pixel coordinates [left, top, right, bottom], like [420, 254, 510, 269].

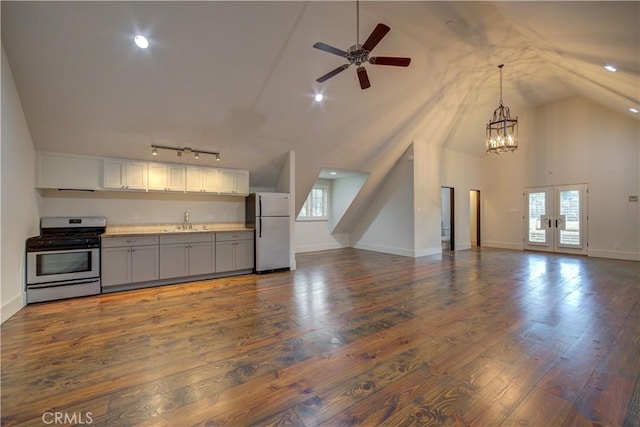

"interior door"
[524, 184, 588, 255]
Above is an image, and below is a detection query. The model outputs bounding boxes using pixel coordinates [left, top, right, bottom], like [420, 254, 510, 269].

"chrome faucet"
[183, 211, 192, 230]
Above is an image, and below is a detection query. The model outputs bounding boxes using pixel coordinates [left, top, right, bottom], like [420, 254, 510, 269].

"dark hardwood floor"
[2, 248, 639, 426]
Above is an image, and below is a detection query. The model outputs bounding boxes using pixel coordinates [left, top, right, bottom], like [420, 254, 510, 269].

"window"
[298, 184, 329, 220]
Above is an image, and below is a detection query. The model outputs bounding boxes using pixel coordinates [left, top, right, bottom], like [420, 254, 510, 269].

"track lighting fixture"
[150, 145, 220, 161]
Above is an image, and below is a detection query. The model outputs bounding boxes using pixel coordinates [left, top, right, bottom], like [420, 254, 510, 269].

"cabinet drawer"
[159, 233, 214, 245]
[216, 231, 254, 242]
[102, 235, 159, 248]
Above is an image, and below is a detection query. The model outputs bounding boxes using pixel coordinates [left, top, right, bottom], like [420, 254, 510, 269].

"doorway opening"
[441, 187, 455, 251]
[470, 190, 481, 247]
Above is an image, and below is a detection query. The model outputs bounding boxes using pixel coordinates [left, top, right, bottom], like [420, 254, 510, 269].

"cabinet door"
[185, 167, 203, 192]
[103, 159, 126, 189]
[215, 241, 235, 272]
[37, 152, 101, 190]
[160, 244, 189, 279]
[188, 242, 215, 276]
[218, 169, 237, 194]
[235, 170, 249, 195]
[131, 245, 159, 283]
[235, 240, 254, 270]
[167, 165, 186, 191]
[148, 163, 169, 191]
[202, 168, 220, 193]
[126, 161, 148, 190]
[101, 247, 131, 286]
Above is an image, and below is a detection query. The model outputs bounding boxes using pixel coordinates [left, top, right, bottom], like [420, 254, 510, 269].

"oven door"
[27, 248, 100, 285]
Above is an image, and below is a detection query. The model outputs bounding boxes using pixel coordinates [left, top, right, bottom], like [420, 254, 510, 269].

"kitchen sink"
[161, 227, 210, 233]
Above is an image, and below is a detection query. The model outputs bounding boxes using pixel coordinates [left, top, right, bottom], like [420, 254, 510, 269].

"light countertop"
[102, 223, 253, 237]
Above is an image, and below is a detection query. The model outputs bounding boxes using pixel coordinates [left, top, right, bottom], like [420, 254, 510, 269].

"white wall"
[413, 142, 443, 256]
[39, 191, 246, 226]
[1, 45, 40, 322]
[483, 97, 640, 260]
[352, 145, 416, 257]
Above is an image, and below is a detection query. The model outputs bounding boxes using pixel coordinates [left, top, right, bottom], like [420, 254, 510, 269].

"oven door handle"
[27, 279, 100, 289]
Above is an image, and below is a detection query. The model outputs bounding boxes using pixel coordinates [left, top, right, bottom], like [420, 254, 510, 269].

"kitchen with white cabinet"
[33, 151, 267, 295]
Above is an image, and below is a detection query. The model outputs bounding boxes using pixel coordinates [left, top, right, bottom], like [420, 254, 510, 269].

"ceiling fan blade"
[316, 64, 350, 83]
[357, 66, 371, 90]
[313, 42, 348, 58]
[369, 56, 411, 67]
[361, 23, 391, 52]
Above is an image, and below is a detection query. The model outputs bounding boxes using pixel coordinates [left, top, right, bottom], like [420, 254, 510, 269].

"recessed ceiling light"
[134, 34, 149, 49]
[604, 64, 617, 72]
[314, 93, 324, 102]
[630, 107, 639, 114]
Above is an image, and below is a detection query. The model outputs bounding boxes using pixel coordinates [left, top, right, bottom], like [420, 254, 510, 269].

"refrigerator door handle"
[258, 195, 262, 218]
[259, 217, 262, 238]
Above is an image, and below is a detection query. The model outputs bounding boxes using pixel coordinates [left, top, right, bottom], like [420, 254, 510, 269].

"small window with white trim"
[298, 183, 329, 221]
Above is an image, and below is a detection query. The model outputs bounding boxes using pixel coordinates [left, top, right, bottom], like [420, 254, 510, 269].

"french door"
[524, 184, 588, 254]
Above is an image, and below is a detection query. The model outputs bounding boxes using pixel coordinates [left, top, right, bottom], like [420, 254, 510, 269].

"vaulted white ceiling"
[2, 1, 639, 197]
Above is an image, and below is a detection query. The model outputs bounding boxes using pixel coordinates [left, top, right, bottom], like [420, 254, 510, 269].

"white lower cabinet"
[101, 236, 159, 287]
[215, 231, 254, 272]
[159, 233, 215, 279]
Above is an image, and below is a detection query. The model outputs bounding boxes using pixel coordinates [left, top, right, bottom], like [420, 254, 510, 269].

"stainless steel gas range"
[26, 216, 106, 303]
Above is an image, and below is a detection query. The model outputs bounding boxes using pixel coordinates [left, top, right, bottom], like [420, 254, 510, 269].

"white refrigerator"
[246, 192, 290, 273]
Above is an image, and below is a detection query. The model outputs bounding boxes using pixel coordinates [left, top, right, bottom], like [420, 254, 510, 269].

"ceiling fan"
[313, 1, 411, 90]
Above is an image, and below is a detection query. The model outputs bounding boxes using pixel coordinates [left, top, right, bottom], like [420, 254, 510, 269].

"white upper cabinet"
[36, 152, 102, 190]
[103, 159, 148, 191]
[148, 162, 185, 192]
[186, 166, 220, 193]
[219, 169, 249, 195]
[36, 152, 248, 195]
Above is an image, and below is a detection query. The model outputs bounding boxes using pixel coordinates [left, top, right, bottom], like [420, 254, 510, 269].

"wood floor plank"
[2, 247, 639, 426]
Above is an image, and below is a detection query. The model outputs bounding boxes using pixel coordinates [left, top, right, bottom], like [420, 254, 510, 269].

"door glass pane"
[528, 192, 547, 243]
[559, 190, 580, 246]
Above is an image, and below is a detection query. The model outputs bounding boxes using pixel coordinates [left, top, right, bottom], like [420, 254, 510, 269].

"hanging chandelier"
[486, 64, 518, 154]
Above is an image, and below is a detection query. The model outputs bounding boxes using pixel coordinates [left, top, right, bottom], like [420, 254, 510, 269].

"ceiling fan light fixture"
[314, 93, 324, 102]
[629, 107, 639, 114]
[134, 34, 149, 49]
[486, 64, 518, 154]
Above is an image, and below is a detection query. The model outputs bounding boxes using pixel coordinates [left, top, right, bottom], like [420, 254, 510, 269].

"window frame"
[297, 182, 330, 221]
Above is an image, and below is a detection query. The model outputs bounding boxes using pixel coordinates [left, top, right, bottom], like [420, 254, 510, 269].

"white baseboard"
[454, 242, 472, 251]
[588, 249, 640, 261]
[415, 247, 443, 258]
[295, 242, 344, 254]
[353, 242, 416, 258]
[1, 293, 24, 323]
[482, 240, 524, 251]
